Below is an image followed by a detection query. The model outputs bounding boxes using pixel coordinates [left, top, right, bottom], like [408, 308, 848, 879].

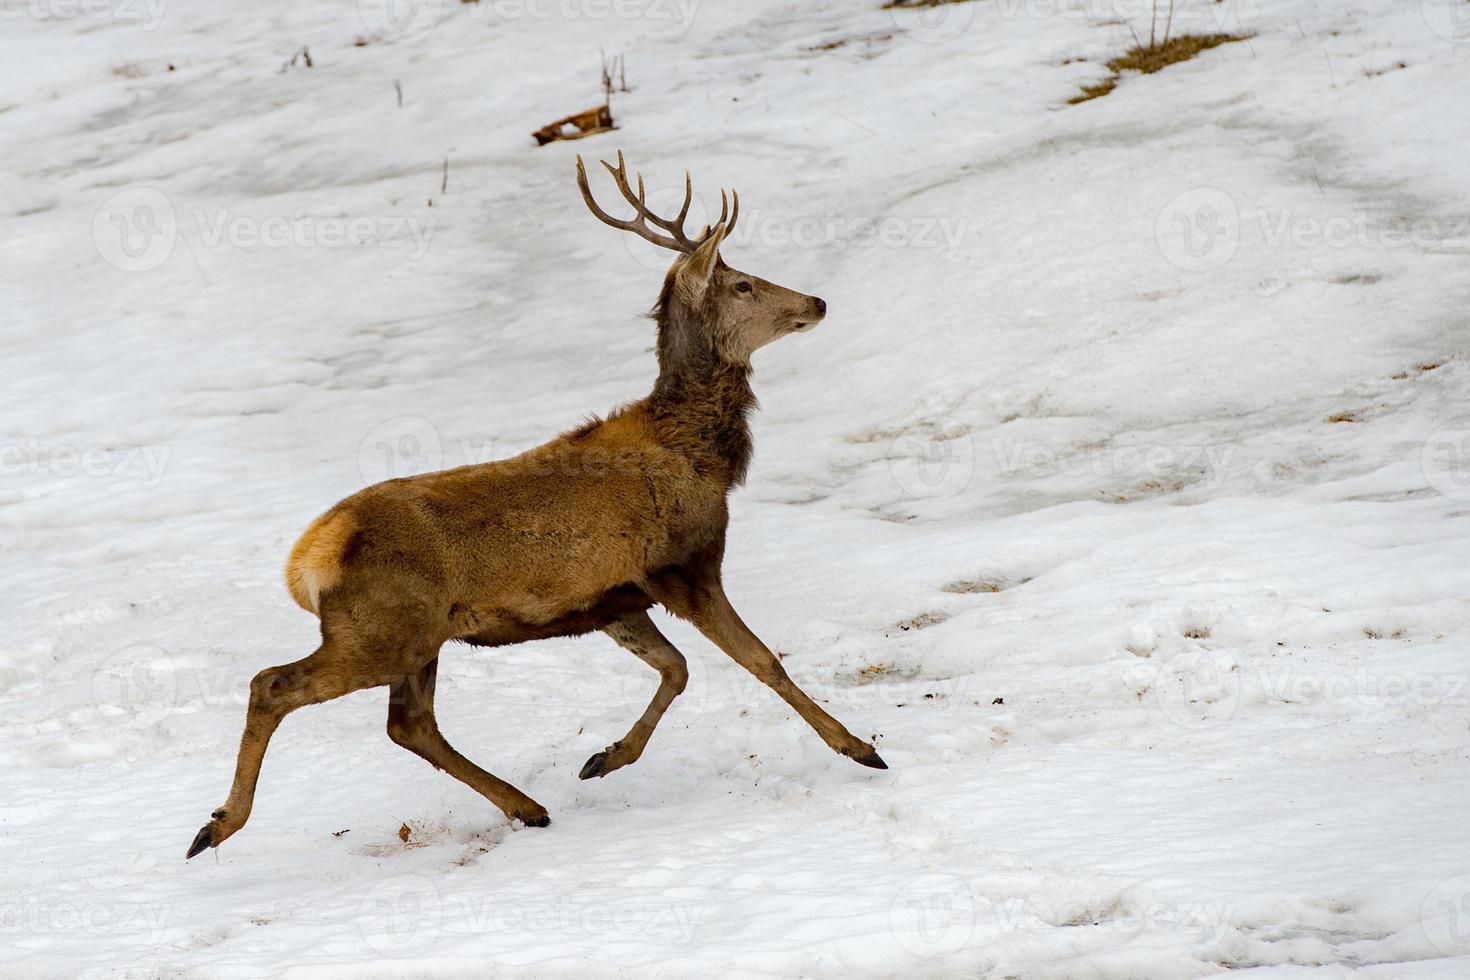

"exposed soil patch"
[1365, 61, 1408, 78]
[896, 611, 949, 631]
[1069, 34, 1253, 105]
[1392, 359, 1445, 380]
[942, 575, 1032, 594]
[882, 0, 973, 8]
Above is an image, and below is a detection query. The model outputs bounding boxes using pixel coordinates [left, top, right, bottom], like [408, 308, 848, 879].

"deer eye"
[735, 281, 752, 293]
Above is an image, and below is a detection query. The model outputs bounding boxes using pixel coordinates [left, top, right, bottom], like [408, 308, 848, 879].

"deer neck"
[647, 303, 757, 487]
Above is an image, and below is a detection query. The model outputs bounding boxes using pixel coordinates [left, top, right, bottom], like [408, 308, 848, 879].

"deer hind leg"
[579, 611, 689, 780]
[652, 575, 887, 770]
[187, 642, 388, 859]
[386, 658, 550, 827]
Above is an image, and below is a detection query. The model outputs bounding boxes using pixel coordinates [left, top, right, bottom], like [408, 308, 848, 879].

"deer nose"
[814, 297, 827, 316]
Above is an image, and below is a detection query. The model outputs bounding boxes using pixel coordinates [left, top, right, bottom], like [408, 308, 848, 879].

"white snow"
[3, 0, 1470, 976]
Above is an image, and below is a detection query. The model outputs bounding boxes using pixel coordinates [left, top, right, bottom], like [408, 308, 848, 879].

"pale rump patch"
[284, 509, 356, 614]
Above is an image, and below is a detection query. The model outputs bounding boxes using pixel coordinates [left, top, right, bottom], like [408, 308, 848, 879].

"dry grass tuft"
[1069, 33, 1252, 104]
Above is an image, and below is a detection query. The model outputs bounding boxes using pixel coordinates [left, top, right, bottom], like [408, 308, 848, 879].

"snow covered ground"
[3, 0, 1470, 975]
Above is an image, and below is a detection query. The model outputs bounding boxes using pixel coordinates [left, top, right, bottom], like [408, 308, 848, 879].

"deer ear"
[677, 224, 725, 299]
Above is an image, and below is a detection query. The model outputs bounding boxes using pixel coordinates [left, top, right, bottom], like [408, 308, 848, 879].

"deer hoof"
[518, 811, 551, 829]
[578, 750, 612, 780]
[853, 749, 888, 770]
[186, 823, 215, 859]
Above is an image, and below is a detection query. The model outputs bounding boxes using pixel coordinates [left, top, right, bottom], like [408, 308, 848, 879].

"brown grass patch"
[1069, 33, 1252, 105]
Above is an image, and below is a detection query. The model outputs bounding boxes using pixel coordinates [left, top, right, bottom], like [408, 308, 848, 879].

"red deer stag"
[187, 151, 886, 860]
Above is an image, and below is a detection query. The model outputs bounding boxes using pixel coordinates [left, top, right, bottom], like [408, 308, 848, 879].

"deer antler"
[576, 150, 739, 253]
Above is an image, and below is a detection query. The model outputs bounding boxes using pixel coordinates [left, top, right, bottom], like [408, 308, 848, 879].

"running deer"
[186, 152, 886, 860]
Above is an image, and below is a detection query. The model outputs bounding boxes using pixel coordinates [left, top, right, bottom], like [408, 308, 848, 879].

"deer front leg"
[580, 611, 689, 780]
[652, 577, 886, 770]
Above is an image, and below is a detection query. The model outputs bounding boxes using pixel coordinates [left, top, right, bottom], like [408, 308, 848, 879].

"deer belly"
[452, 583, 655, 646]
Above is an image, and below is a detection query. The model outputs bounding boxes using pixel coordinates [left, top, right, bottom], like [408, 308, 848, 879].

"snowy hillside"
[3, 0, 1470, 975]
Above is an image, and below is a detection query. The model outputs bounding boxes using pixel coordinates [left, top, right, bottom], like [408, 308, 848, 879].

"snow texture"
[3, 0, 1470, 976]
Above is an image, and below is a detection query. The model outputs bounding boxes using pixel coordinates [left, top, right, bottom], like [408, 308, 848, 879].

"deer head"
[577, 151, 827, 371]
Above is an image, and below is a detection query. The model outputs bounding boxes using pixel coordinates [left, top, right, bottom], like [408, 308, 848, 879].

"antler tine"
[629, 167, 699, 249]
[576, 153, 686, 253]
[674, 171, 693, 234]
[576, 152, 734, 254]
[694, 186, 739, 246]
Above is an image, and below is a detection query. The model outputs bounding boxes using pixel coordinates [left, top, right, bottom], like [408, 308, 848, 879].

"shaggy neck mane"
[645, 275, 757, 486]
